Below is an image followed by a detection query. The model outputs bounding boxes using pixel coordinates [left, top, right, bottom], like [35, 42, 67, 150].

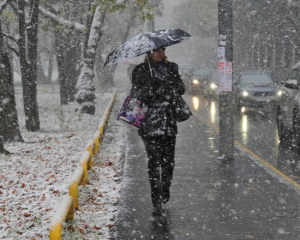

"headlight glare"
[277, 90, 283, 96]
[210, 83, 217, 89]
[193, 79, 199, 85]
[242, 91, 249, 97]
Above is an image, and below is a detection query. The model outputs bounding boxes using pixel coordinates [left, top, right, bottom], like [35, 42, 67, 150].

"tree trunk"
[46, 50, 54, 84]
[37, 53, 48, 84]
[0, 19, 23, 142]
[3, 15, 14, 77]
[75, 6, 107, 114]
[65, 48, 80, 102]
[55, 31, 68, 105]
[55, 29, 81, 104]
[18, 0, 40, 131]
[0, 136, 10, 155]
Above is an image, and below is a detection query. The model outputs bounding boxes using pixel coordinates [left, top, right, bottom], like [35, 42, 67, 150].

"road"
[185, 94, 300, 186]
[114, 92, 300, 240]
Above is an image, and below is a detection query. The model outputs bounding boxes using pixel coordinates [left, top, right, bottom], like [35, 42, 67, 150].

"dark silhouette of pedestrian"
[130, 47, 185, 216]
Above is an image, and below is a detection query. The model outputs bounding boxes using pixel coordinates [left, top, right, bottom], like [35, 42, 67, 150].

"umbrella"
[122, 59, 138, 65]
[103, 29, 191, 67]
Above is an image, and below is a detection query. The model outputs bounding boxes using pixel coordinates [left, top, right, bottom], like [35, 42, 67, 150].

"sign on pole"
[218, 46, 232, 91]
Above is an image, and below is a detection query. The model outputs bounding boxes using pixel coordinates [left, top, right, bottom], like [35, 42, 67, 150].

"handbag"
[117, 95, 148, 129]
[172, 90, 192, 122]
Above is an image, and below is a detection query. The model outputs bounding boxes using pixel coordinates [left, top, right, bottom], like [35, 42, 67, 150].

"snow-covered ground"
[0, 71, 129, 239]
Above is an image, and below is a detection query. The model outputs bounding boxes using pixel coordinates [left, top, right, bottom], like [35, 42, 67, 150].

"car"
[204, 70, 219, 99]
[186, 68, 211, 95]
[233, 71, 280, 111]
[276, 62, 300, 147]
[178, 63, 195, 76]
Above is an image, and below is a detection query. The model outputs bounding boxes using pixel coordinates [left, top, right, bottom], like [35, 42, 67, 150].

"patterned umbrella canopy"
[103, 29, 191, 67]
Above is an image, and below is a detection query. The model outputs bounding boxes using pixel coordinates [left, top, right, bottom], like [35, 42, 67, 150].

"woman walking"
[130, 47, 185, 216]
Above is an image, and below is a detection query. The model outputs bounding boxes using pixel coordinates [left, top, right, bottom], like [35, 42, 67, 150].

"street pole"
[218, 0, 234, 160]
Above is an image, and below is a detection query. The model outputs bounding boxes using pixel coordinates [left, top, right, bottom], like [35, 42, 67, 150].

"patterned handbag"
[117, 95, 148, 129]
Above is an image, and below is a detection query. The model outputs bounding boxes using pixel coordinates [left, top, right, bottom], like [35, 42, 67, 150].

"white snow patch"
[1, 86, 124, 239]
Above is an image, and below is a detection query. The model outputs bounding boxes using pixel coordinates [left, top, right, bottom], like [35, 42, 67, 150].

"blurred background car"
[233, 71, 280, 111]
[276, 62, 300, 147]
[204, 70, 219, 99]
[186, 68, 211, 95]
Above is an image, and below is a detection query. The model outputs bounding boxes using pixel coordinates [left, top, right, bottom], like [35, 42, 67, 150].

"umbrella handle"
[147, 52, 153, 77]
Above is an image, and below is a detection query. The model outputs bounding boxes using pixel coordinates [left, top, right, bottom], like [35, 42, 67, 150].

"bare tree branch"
[2, 32, 18, 44]
[7, 44, 19, 57]
[38, 5, 86, 33]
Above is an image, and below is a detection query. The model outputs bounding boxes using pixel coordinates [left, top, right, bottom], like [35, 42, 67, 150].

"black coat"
[131, 59, 185, 138]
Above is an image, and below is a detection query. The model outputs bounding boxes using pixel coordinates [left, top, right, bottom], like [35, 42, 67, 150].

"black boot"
[153, 203, 162, 216]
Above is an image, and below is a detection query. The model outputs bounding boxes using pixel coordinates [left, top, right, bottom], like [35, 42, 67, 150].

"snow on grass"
[0, 87, 125, 239]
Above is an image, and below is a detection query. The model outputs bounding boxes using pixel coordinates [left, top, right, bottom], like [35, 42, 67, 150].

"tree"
[75, 0, 154, 114]
[40, 1, 86, 104]
[17, 0, 41, 131]
[75, 5, 107, 114]
[0, 0, 21, 154]
[17, 0, 153, 114]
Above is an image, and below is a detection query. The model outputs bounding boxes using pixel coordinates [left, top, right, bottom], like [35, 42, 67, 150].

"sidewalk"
[113, 108, 300, 240]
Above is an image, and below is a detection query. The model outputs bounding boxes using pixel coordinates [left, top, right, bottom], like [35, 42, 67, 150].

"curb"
[49, 89, 117, 240]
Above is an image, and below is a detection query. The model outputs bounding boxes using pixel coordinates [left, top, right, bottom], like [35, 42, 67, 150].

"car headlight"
[242, 91, 249, 97]
[277, 90, 283, 96]
[193, 79, 199, 85]
[210, 83, 217, 89]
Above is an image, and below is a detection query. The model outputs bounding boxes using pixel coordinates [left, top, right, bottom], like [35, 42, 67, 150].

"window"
[289, 69, 299, 80]
[239, 73, 275, 85]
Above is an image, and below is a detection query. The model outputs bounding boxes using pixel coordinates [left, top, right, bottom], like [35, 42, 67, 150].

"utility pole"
[218, 0, 234, 160]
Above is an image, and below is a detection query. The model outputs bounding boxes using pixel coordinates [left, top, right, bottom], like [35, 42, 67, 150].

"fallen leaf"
[24, 213, 31, 217]
[106, 223, 115, 228]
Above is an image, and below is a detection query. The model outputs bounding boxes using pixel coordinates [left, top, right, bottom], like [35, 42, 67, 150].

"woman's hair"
[144, 52, 168, 64]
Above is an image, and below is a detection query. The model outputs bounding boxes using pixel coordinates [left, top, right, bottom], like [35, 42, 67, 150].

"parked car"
[186, 68, 211, 95]
[276, 62, 300, 146]
[204, 70, 219, 99]
[233, 71, 280, 111]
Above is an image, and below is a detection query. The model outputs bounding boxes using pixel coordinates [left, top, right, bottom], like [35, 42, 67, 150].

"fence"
[49, 89, 116, 240]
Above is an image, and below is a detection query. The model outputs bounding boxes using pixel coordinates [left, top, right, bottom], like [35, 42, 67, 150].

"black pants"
[142, 137, 176, 204]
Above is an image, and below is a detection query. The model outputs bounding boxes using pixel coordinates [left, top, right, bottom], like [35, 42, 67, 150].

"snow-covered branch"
[38, 5, 86, 33]
[2, 32, 18, 44]
[0, 0, 11, 14]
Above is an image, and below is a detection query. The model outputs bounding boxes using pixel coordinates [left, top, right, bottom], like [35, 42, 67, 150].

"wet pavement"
[113, 94, 300, 240]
